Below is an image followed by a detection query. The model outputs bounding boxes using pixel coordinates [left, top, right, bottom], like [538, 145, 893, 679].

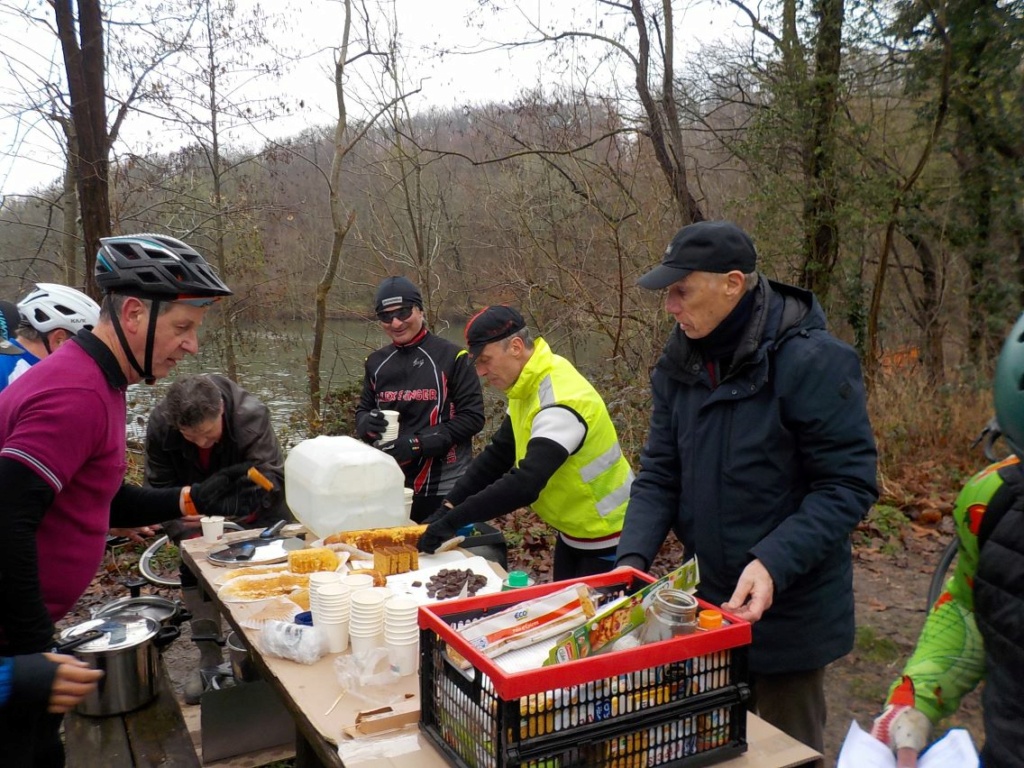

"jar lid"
[698, 610, 723, 629]
[62, 615, 159, 652]
[507, 570, 530, 587]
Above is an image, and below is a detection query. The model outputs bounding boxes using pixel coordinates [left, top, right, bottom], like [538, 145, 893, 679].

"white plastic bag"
[258, 620, 326, 664]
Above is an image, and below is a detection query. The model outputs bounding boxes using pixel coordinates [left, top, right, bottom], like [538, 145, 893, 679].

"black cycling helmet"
[95, 234, 231, 384]
[994, 313, 1024, 457]
[95, 234, 231, 302]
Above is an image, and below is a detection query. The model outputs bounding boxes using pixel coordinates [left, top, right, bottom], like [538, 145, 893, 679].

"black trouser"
[0, 707, 64, 768]
[747, 667, 826, 768]
[411, 494, 445, 525]
[552, 538, 617, 581]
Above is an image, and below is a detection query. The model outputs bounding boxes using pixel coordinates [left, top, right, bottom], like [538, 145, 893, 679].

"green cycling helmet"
[993, 313, 1024, 457]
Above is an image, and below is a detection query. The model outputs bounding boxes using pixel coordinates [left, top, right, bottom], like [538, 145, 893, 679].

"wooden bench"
[65, 665, 200, 768]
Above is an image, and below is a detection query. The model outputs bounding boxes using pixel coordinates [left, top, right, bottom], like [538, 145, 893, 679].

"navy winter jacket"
[619, 276, 878, 674]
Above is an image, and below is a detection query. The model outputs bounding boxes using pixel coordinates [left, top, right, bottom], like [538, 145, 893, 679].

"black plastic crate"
[418, 569, 751, 768]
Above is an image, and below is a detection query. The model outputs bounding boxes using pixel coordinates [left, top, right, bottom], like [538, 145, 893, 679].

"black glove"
[190, 463, 263, 517]
[161, 517, 202, 544]
[423, 503, 451, 525]
[358, 409, 389, 442]
[379, 437, 421, 466]
[417, 511, 460, 554]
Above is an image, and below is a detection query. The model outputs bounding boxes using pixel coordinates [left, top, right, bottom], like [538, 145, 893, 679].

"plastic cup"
[386, 639, 419, 676]
[200, 516, 225, 543]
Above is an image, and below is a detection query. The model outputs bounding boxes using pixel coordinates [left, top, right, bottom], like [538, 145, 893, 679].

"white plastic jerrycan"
[285, 435, 407, 538]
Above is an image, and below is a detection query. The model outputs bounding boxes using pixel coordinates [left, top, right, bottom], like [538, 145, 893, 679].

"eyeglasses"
[376, 305, 415, 324]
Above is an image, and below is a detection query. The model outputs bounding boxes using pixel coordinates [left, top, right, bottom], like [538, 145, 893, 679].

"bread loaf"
[324, 524, 427, 553]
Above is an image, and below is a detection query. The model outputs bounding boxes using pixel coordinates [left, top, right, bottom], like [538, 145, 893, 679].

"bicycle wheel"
[925, 538, 959, 610]
[139, 523, 245, 587]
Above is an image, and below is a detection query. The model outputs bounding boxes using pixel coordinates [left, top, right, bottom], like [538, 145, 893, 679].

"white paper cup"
[402, 487, 414, 518]
[380, 410, 400, 441]
[386, 639, 419, 676]
[349, 616, 383, 632]
[384, 629, 419, 644]
[352, 589, 388, 609]
[318, 620, 349, 653]
[200, 516, 225, 543]
[349, 631, 383, 655]
[341, 574, 374, 593]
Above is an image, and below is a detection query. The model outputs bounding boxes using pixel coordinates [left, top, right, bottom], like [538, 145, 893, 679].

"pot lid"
[208, 536, 305, 565]
[62, 615, 159, 652]
[95, 596, 177, 623]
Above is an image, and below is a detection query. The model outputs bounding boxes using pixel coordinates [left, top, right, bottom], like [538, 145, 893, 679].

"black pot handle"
[154, 625, 181, 650]
[260, 520, 286, 539]
[173, 600, 192, 625]
[52, 629, 104, 654]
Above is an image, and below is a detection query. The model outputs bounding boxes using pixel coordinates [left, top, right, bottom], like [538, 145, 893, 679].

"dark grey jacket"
[144, 375, 289, 527]
[974, 463, 1024, 767]
[618, 276, 878, 674]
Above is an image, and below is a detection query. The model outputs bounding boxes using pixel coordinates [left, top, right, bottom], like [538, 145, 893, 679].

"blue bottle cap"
[456, 524, 475, 537]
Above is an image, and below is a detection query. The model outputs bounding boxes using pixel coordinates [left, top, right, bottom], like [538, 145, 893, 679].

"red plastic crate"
[418, 568, 752, 768]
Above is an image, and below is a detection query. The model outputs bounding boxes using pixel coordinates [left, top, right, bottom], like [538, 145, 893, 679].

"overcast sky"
[0, 0, 741, 197]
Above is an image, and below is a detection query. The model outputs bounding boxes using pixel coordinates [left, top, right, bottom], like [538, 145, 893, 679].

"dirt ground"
[62, 527, 984, 767]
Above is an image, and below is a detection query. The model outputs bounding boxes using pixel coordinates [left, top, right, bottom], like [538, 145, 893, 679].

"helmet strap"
[109, 298, 161, 384]
[41, 332, 53, 356]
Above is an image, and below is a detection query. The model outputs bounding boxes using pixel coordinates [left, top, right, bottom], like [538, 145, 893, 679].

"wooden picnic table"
[181, 535, 820, 768]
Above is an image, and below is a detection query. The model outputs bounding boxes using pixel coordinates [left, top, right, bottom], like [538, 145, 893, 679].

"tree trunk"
[61, 129, 80, 286]
[53, 0, 111, 300]
[798, 0, 845, 301]
[629, 0, 704, 224]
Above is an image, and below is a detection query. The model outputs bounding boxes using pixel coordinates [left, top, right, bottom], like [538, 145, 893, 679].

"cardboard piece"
[545, 558, 700, 663]
[200, 681, 294, 762]
[341, 696, 420, 739]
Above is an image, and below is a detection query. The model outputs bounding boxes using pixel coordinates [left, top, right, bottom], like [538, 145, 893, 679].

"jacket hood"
[656, 275, 825, 381]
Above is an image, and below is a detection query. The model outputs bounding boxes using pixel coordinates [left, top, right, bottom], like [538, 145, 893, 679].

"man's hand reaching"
[721, 559, 774, 623]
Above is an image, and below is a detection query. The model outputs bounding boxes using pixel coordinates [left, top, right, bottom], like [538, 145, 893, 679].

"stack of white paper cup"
[402, 487, 414, 520]
[314, 582, 351, 653]
[341, 573, 374, 594]
[308, 572, 343, 627]
[383, 596, 420, 676]
[380, 410, 400, 442]
[349, 589, 387, 655]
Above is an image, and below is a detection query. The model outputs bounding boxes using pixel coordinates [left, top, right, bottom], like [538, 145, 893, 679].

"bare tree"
[305, 0, 418, 425]
[52, 0, 110, 295]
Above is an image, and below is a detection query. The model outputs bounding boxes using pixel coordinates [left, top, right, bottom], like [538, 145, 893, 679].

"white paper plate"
[385, 555, 503, 605]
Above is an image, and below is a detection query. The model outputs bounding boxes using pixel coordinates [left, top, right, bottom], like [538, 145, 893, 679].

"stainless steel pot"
[60, 615, 180, 716]
[93, 595, 186, 628]
[225, 631, 258, 682]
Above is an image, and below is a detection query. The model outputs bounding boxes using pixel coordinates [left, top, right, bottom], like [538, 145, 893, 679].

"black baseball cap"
[374, 276, 423, 313]
[465, 305, 526, 357]
[638, 221, 758, 290]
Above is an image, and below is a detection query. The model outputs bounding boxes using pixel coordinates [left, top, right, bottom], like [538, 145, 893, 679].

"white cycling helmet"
[18, 283, 101, 334]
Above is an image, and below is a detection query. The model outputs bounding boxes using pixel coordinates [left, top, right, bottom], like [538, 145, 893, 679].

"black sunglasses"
[377, 305, 415, 323]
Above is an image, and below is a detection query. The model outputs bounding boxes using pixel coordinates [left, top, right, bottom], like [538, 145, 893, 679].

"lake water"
[125, 317, 620, 446]
[126, 319, 401, 444]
